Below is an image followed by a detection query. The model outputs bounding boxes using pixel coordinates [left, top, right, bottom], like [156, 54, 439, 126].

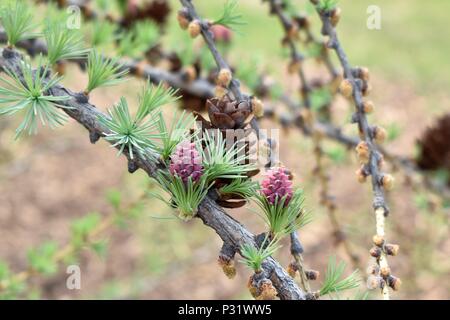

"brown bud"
[369, 246, 382, 258]
[214, 85, 227, 98]
[385, 243, 399, 256]
[374, 126, 387, 144]
[287, 23, 299, 40]
[251, 97, 264, 117]
[366, 274, 382, 290]
[362, 83, 372, 96]
[355, 141, 370, 164]
[381, 174, 395, 190]
[356, 167, 367, 183]
[257, 280, 278, 300]
[183, 65, 197, 83]
[218, 256, 236, 279]
[247, 276, 258, 298]
[288, 59, 302, 74]
[287, 262, 298, 278]
[188, 20, 201, 38]
[299, 108, 313, 126]
[305, 270, 320, 281]
[331, 7, 341, 27]
[55, 61, 66, 75]
[217, 68, 232, 87]
[331, 75, 343, 93]
[372, 234, 385, 247]
[360, 67, 370, 81]
[177, 10, 190, 29]
[380, 266, 391, 278]
[294, 15, 309, 29]
[387, 275, 402, 291]
[363, 100, 374, 113]
[366, 264, 379, 275]
[339, 79, 353, 98]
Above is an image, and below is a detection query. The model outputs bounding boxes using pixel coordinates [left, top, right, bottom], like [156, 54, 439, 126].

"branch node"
[128, 160, 139, 174]
[89, 131, 100, 144]
[74, 92, 89, 104]
[290, 232, 304, 255]
[2, 47, 17, 59]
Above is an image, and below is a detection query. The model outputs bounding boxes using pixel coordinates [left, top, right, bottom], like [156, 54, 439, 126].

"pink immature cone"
[169, 141, 203, 184]
[211, 25, 233, 43]
[261, 167, 293, 206]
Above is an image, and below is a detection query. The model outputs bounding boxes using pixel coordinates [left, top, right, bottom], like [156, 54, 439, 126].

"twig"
[266, 0, 361, 273]
[311, 1, 398, 299]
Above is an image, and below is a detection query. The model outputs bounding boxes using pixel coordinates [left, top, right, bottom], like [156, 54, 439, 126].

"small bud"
[305, 270, 320, 281]
[381, 174, 395, 190]
[299, 108, 313, 125]
[214, 85, 227, 98]
[251, 97, 264, 117]
[294, 14, 309, 29]
[331, 75, 343, 93]
[355, 141, 370, 164]
[374, 126, 387, 144]
[257, 279, 278, 300]
[288, 59, 302, 74]
[387, 275, 402, 291]
[380, 266, 391, 278]
[362, 83, 372, 96]
[339, 79, 353, 98]
[372, 234, 385, 247]
[188, 20, 201, 38]
[366, 274, 382, 290]
[247, 276, 258, 298]
[385, 243, 399, 256]
[177, 9, 190, 29]
[287, 23, 299, 40]
[356, 167, 367, 183]
[218, 256, 236, 279]
[369, 246, 382, 258]
[330, 7, 341, 27]
[360, 67, 370, 81]
[183, 65, 197, 82]
[366, 264, 379, 275]
[287, 262, 298, 278]
[217, 68, 232, 87]
[363, 100, 374, 113]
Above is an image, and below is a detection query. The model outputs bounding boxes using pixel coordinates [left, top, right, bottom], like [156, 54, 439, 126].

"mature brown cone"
[194, 96, 259, 208]
[416, 113, 450, 185]
[206, 96, 254, 129]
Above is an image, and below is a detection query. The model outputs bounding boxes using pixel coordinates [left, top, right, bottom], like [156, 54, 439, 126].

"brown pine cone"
[416, 113, 450, 186]
[193, 96, 259, 208]
[205, 96, 254, 130]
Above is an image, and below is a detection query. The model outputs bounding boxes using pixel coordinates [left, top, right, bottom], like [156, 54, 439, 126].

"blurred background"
[0, 0, 449, 299]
